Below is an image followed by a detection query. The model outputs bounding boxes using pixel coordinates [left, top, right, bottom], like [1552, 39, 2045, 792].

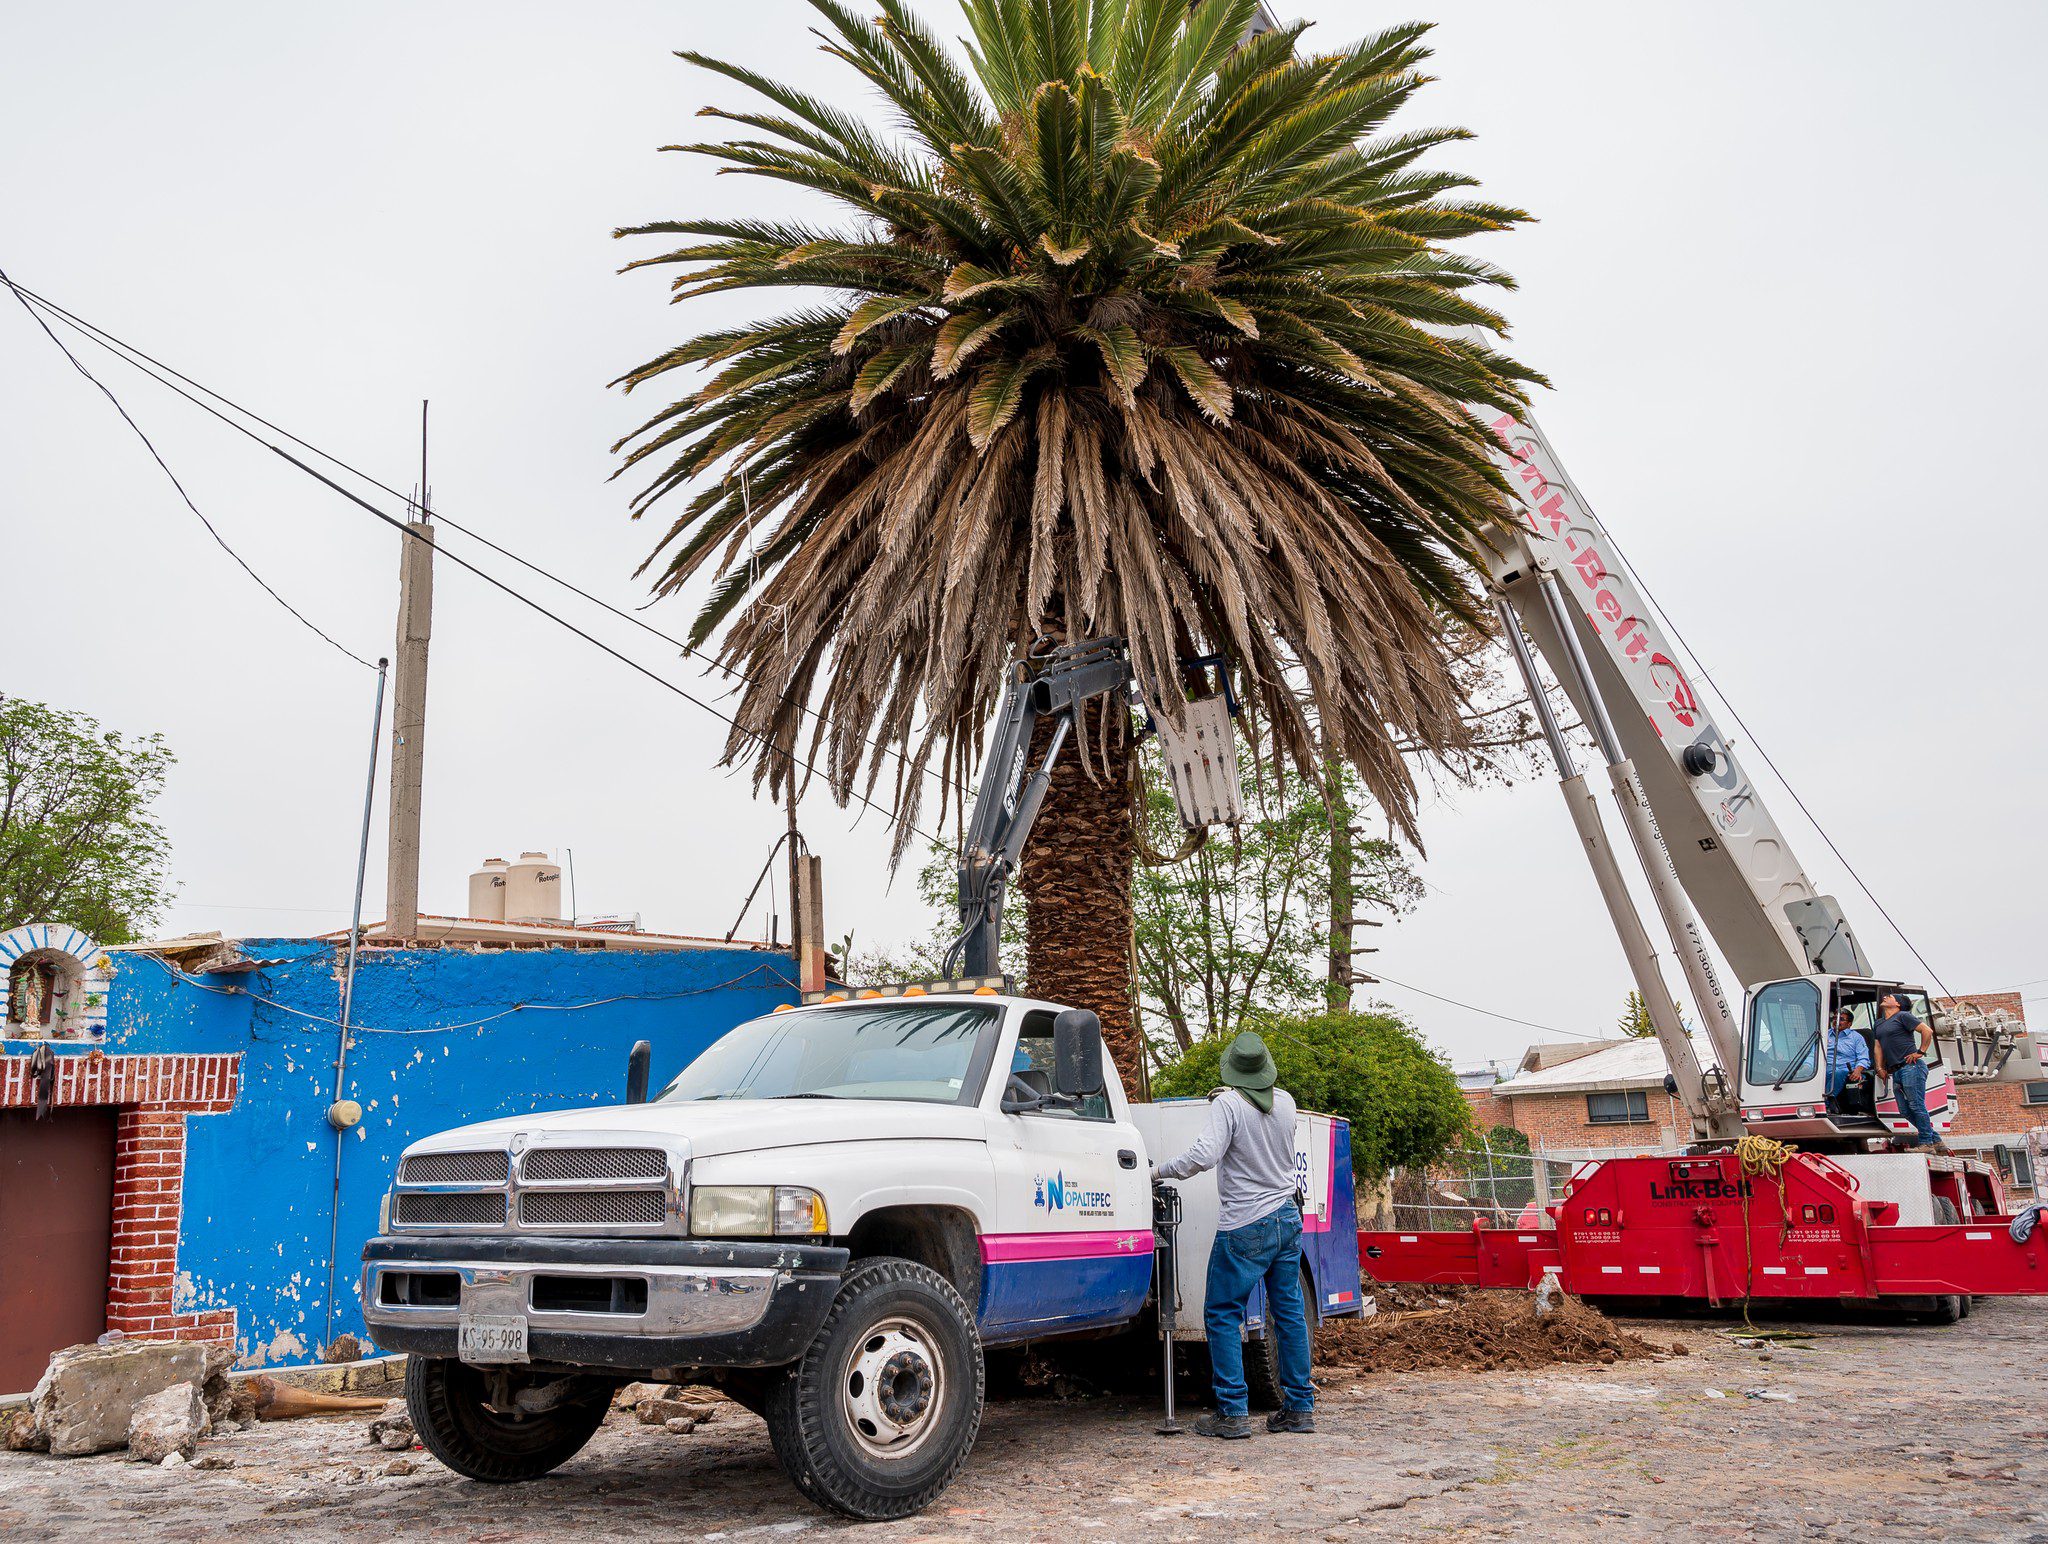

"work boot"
[1192, 1413, 1253, 1440]
[1266, 1408, 1316, 1434]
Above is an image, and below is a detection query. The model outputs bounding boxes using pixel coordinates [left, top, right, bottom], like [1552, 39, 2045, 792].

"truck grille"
[521, 1147, 667, 1183]
[518, 1190, 666, 1227]
[394, 1191, 507, 1227]
[400, 1151, 509, 1185]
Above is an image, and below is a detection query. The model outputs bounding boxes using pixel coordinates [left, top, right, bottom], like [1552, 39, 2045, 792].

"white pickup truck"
[361, 986, 1360, 1519]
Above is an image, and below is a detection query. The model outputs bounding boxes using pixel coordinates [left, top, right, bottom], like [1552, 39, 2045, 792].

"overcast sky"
[5, 1, 2045, 1065]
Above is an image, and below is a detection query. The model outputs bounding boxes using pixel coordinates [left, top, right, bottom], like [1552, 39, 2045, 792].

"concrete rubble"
[29, 1341, 209, 1458]
[365, 1402, 416, 1452]
[125, 1384, 206, 1465]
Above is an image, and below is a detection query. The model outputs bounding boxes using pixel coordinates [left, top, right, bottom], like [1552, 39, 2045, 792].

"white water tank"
[467, 857, 509, 922]
[505, 851, 563, 923]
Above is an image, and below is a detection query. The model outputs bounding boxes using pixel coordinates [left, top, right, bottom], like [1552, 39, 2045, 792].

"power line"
[0, 267, 375, 670]
[1365, 970, 1602, 1040]
[0, 274, 945, 848]
[0, 274, 953, 804]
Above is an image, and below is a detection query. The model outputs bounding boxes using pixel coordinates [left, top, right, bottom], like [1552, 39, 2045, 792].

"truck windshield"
[656, 1001, 1000, 1105]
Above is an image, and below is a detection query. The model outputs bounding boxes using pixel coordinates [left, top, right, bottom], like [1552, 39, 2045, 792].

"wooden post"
[795, 854, 828, 994]
[385, 519, 434, 937]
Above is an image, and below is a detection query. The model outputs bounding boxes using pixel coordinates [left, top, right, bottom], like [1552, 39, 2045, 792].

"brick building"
[1469, 992, 2045, 1188]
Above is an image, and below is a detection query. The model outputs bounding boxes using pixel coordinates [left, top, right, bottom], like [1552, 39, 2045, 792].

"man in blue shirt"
[1873, 991, 1945, 1152]
[1825, 1009, 1871, 1110]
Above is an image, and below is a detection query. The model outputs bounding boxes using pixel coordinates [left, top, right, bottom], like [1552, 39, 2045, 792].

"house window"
[1587, 1090, 1650, 1125]
[2022, 1082, 2048, 1106]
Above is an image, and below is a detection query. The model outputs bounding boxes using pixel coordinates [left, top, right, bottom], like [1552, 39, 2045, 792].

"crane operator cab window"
[1747, 979, 1823, 1090]
[1010, 1010, 1111, 1121]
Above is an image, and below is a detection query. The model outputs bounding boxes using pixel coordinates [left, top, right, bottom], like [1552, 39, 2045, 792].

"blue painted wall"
[27, 938, 797, 1367]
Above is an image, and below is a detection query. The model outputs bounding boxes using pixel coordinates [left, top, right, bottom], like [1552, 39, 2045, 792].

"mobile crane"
[1357, 404, 2048, 1316]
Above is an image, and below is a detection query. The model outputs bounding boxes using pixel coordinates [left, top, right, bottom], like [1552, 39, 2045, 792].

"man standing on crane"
[1826, 1008, 1872, 1111]
[1873, 991, 1945, 1151]
[1154, 1032, 1317, 1439]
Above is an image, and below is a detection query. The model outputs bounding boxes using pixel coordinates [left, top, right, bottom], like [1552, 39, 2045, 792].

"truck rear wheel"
[405, 1357, 611, 1483]
[764, 1257, 985, 1521]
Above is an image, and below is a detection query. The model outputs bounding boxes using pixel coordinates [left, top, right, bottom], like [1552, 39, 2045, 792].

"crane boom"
[1480, 404, 2039, 1138]
[1480, 407, 1870, 989]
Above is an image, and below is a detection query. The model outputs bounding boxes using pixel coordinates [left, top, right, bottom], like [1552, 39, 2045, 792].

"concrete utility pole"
[385, 404, 434, 938]
[795, 853, 827, 994]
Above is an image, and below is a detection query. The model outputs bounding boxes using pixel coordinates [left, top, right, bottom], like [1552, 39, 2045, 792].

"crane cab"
[1737, 977, 1960, 1144]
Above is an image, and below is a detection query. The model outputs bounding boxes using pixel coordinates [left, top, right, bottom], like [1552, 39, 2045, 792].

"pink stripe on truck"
[979, 1230, 1154, 1263]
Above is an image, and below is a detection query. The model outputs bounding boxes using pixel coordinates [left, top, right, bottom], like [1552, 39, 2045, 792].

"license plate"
[458, 1315, 529, 1364]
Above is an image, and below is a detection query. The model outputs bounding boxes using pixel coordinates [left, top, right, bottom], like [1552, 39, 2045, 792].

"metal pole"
[324, 657, 388, 1355]
[1496, 599, 1717, 1132]
[1534, 575, 1745, 1087]
[785, 775, 802, 970]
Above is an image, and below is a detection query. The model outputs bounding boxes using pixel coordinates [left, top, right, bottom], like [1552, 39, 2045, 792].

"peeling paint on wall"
[104, 937, 797, 1368]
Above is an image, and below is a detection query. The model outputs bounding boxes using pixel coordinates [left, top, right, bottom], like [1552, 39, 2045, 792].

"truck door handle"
[1119, 1149, 1138, 1169]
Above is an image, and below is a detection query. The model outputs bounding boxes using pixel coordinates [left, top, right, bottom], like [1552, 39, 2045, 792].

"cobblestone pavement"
[4, 1297, 2044, 1542]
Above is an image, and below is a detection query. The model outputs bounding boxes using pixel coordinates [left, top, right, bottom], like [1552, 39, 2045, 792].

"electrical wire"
[0, 275, 946, 849]
[0, 267, 375, 669]
[138, 949, 790, 1035]
[1363, 971, 1604, 1040]
[0, 273, 953, 802]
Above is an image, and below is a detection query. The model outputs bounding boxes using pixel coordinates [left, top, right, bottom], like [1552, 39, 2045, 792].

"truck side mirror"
[1053, 1009, 1104, 1099]
[626, 1040, 652, 1105]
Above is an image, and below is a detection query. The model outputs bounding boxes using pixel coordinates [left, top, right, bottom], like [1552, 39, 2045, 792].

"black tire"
[405, 1357, 611, 1483]
[1243, 1264, 1317, 1412]
[763, 1257, 985, 1522]
[1923, 1197, 1965, 1324]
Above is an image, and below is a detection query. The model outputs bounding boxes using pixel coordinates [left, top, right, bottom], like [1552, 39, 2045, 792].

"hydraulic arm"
[947, 638, 1134, 979]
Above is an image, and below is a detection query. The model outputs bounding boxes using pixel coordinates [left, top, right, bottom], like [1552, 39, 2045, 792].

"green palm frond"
[615, 0, 1539, 850]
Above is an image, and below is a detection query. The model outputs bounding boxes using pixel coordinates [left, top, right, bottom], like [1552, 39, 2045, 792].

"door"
[0, 1109, 116, 1391]
[980, 1009, 1152, 1341]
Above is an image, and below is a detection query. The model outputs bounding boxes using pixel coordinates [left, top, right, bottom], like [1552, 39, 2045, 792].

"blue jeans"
[1893, 1060, 1938, 1145]
[1203, 1203, 1314, 1417]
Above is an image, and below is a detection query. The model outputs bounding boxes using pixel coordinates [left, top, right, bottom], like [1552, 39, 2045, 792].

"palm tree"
[614, 0, 1536, 1079]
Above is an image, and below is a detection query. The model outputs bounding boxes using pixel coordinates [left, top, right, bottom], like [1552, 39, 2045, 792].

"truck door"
[978, 1008, 1153, 1342]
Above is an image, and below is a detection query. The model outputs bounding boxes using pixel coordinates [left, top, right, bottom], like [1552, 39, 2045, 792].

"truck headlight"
[379, 1187, 394, 1234]
[688, 1185, 828, 1237]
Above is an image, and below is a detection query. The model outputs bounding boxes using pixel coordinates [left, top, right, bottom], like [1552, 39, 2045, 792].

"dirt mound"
[1360, 1280, 1466, 1314]
[1316, 1289, 1660, 1377]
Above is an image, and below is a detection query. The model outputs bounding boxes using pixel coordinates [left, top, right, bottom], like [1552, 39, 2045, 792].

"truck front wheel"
[764, 1257, 985, 1521]
[405, 1357, 611, 1482]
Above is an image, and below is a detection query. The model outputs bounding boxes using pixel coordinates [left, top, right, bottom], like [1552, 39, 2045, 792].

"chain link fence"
[1381, 1144, 1581, 1232]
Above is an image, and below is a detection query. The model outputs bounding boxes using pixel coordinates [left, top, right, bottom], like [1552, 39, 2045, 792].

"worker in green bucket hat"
[1155, 1030, 1315, 1438]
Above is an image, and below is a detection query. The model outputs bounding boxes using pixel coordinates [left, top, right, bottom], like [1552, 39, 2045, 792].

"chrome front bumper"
[360, 1234, 848, 1372]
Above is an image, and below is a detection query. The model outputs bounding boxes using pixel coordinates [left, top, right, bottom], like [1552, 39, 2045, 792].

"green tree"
[1136, 756, 1420, 1052]
[613, 0, 1536, 1082]
[1616, 990, 1685, 1040]
[0, 694, 174, 943]
[1152, 1007, 1470, 1178]
[1442, 1122, 1533, 1213]
[843, 749, 1423, 1057]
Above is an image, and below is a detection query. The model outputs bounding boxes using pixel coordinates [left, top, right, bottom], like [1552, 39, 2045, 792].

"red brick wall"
[1, 1051, 240, 1347]
[1480, 1088, 1692, 1153]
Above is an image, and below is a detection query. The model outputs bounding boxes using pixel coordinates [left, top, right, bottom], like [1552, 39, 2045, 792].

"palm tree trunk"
[1020, 697, 1140, 1085]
